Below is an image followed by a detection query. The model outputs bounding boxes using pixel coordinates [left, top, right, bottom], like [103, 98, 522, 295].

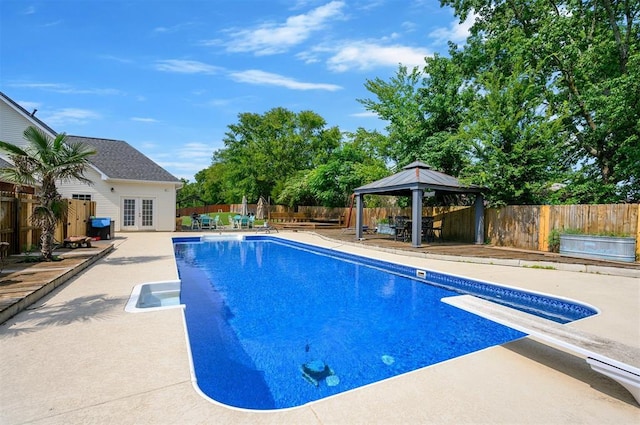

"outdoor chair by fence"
[421, 216, 435, 243]
[240, 216, 250, 229]
[200, 214, 212, 230]
[431, 216, 445, 242]
[190, 213, 200, 230]
[213, 215, 223, 229]
[394, 216, 410, 242]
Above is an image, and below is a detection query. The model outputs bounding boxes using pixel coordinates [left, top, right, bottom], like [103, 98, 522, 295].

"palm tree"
[0, 126, 96, 261]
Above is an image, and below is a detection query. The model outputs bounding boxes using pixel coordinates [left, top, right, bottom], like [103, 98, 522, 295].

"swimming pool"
[173, 235, 597, 410]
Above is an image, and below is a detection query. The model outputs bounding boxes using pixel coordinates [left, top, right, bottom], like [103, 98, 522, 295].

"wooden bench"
[442, 294, 640, 405]
[272, 222, 342, 230]
[269, 212, 311, 223]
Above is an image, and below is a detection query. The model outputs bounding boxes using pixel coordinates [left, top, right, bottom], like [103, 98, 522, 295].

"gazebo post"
[355, 194, 363, 240]
[474, 194, 485, 245]
[411, 189, 422, 247]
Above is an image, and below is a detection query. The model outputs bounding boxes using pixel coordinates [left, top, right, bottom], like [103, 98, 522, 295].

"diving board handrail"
[442, 295, 640, 405]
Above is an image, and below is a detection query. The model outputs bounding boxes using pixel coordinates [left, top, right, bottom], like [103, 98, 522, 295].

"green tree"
[442, 0, 640, 202]
[277, 138, 389, 207]
[460, 60, 567, 205]
[360, 59, 473, 176]
[213, 107, 341, 203]
[417, 53, 474, 175]
[359, 65, 427, 167]
[0, 127, 96, 260]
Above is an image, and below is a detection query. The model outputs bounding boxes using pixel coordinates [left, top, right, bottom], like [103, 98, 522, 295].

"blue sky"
[1, 1, 473, 181]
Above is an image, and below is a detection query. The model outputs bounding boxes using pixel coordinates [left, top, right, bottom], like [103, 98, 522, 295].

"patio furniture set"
[390, 215, 444, 243]
[190, 213, 256, 230]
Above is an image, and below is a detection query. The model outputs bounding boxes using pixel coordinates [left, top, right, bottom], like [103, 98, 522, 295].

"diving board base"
[586, 357, 640, 405]
[442, 294, 640, 406]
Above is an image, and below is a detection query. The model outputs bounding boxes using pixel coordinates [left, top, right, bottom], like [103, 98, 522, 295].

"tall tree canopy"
[276, 129, 390, 207]
[210, 107, 341, 203]
[361, 0, 639, 205]
[447, 0, 640, 203]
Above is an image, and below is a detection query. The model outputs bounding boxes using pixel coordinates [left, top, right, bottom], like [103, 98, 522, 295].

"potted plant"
[376, 218, 395, 235]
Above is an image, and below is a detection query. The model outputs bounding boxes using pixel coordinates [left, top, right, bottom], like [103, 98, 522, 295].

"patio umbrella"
[241, 195, 248, 216]
[256, 196, 265, 219]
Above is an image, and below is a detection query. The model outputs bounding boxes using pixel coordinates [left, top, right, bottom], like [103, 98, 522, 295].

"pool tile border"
[173, 235, 597, 324]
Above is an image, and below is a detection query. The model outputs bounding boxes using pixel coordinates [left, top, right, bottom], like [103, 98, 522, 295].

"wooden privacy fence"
[171, 201, 640, 258]
[485, 204, 640, 254]
[177, 204, 230, 218]
[0, 192, 95, 254]
[299, 203, 640, 257]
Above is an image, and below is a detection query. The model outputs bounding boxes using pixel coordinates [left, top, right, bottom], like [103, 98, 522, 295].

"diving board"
[442, 295, 640, 405]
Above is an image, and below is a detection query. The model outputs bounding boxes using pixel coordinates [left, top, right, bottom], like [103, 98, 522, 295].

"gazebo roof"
[354, 161, 483, 196]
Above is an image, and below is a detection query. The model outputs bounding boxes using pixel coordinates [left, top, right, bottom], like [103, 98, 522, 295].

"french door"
[121, 197, 155, 230]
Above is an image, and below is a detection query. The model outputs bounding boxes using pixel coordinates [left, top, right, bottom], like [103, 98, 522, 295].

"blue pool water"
[173, 236, 596, 410]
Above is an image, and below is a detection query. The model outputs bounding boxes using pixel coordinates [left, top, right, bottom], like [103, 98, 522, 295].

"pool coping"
[1, 231, 639, 424]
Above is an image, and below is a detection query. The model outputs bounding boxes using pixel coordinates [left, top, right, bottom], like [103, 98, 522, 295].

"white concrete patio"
[1, 232, 638, 424]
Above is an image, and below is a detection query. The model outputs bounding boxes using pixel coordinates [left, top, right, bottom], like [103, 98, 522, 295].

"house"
[0, 91, 182, 232]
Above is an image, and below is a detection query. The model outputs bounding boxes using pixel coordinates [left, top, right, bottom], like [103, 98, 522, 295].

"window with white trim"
[72, 194, 92, 201]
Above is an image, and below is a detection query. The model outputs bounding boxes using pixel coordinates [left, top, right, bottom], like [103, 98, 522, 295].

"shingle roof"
[66, 135, 180, 183]
[355, 161, 483, 196]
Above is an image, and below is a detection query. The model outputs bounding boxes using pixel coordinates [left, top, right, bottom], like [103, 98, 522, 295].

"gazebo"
[353, 161, 486, 247]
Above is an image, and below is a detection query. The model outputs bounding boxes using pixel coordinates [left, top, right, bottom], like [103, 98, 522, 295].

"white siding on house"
[2, 93, 180, 233]
[58, 167, 178, 232]
[0, 100, 55, 151]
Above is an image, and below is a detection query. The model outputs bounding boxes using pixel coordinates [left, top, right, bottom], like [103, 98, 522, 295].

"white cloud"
[99, 54, 133, 64]
[153, 22, 194, 34]
[151, 142, 215, 180]
[222, 1, 345, 55]
[178, 142, 215, 159]
[154, 60, 223, 74]
[43, 20, 62, 27]
[350, 111, 379, 118]
[326, 41, 429, 72]
[429, 12, 477, 45]
[131, 117, 158, 123]
[401, 21, 418, 32]
[8, 81, 122, 95]
[44, 108, 101, 126]
[230, 70, 342, 91]
[16, 100, 40, 113]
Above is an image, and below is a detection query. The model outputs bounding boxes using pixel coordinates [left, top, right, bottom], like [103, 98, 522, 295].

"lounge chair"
[255, 221, 278, 233]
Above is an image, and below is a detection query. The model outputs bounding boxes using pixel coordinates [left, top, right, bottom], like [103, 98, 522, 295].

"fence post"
[538, 205, 551, 251]
[636, 203, 640, 259]
[11, 196, 20, 254]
